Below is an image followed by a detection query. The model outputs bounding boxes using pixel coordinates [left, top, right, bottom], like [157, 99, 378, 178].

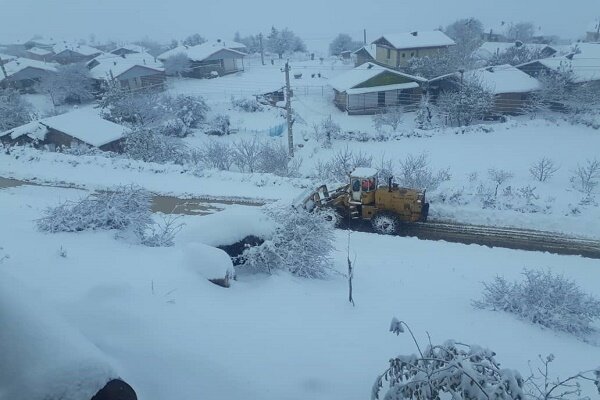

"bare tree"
[163, 53, 191, 77]
[570, 159, 600, 202]
[488, 168, 514, 197]
[232, 135, 262, 172]
[529, 157, 560, 182]
[398, 153, 451, 192]
[199, 140, 234, 170]
[373, 107, 403, 133]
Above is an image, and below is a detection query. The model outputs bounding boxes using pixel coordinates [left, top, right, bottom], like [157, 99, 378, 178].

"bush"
[312, 117, 341, 148]
[315, 146, 373, 184]
[398, 153, 450, 191]
[473, 269, 600, 335]
[232, 135, 261, 172]
[570, 158, 600, 202]
[437, 78, 494, 127]
[162, 94, 209, 129]
[0, 89, 34, 131]
[529, 157, 559, 182]
[231, 97, 264, 112]
[374, 319, 525, 400]
[198, 140, 234, 170]
[372, 107, 403, 133]
[239, 207, 336, 278]
[205, 114, 231, 136]
[256, 140, 301, 177]
[124, 128, 189, 164]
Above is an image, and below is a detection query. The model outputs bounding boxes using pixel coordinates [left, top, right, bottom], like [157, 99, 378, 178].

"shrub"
[473, 269, 600, 335]
[372, 107, 403, 133]
[239, 207, 336, 278]
[570, 158, 600, 202]
[313, 117, 341, 148]
[232, 135, 262, 173]
[373, 319, 525, 400]
[0, 89, 34, 131]
[437, 78, 494, 127]
[205, 114, 231, 136]
[124, 128, 189, 164]
[231, 97, 264, 112]
[398, 153, 450, 191]
[162, 94, 209, 129]
[198, 140, 234, 170]
[256, 140, 301, 177]
[529, 157, 559, 182]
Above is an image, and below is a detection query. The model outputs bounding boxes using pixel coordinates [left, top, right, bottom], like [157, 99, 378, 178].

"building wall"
[1, 67, 55, 91]
[345, 87, 422, 115]
[493, 92, 530, 115]
[333, 89, 347, 111]
[375, 45, 450, 68]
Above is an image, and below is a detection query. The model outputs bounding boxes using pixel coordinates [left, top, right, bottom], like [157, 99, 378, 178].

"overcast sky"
[1, 0, 597, 50]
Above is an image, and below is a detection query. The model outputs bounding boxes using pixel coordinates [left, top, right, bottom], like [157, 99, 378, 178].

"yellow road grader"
[295, 167, 429, 235]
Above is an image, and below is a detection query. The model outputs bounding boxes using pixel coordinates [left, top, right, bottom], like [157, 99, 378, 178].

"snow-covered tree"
[570, 158, 600, 202]
[415, 95, 435, 130]
[182, 33, 206, 47]
[313, 116, 342, 148]
[239, 206, 336, 278]
[198, 140, 234, 170]
[236, 33, 261, 54]
[437, 77, 494, 126]
[444, 18, 484, 53]
[231, 97, 263, 112]
[474, 269, 600, 335]
[257, 140, 301, 177]
[37, 63, 94, 106]
[488, 45, 543, 66]
[205, 114, 231, 136]
[529, 157, 559, 182]
[329, 33, 363, 56]
[505, 22, 536, 42]
[267, 27, 306, 58]
[133, 37, 166, 56]
[233, 135, 262, 173]
[398, 152, 450, 191]
[488, 168, 514, 197]
[124, 127, 188, 164]
[315, 146, 373, 184]
[98, 82, 166, 126]
[373, 319, 525, 400]
[0, 89, 34, 131]
[163, 53, 191, 76]
[373, 107, 403, 133]
[162, 94, 209, 129]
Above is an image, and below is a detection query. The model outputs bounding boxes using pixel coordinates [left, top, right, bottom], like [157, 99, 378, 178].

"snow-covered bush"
[99, 83, 165, 126]
[398, 153, 450, 191]
[233, 135, 262, 172]
[198, 140, 234, 170]
[415, 95, 435, 130]
[437, 78, 494, 127]
[124, 128, 189, 164]
[570, 158, 600, 203]
[373, 319, 525, 400]
[256, 140, 301, 177]
[141, 215, 184, 247]
[488, 168, 514, 197]
[231, 97, 264, 112]
[530, 157, 560, 182]
[312, 117, 341, 148]
[37, 185, 153, 236]
[473, 269, 600, 335]
[163, 53, 191, 76]
[315, 146, 373, 184]
[239, 207, 336, 278]
[372, 107, 403, 133]
[329, 33, 362, 56]
[205, 114, 231, 136]
[158, 118, 189, 138]
[488, 45, 543, 66]
[162, 94, 209, 129]
[0, 89, 34, 131]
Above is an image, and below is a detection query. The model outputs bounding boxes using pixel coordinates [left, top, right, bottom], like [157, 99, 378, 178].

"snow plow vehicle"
[294, 167, 429, 235]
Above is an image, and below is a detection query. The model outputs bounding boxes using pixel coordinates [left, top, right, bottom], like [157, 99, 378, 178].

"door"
[378, 91, 385, 108]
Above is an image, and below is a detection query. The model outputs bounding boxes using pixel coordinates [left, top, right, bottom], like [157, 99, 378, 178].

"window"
[386, 49, 391, 59]
[410, 52, 414, 57]
[402, 53, 406, 58]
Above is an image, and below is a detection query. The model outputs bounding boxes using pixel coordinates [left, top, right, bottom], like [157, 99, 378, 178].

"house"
[0, 58, 58, 91]
[87, 53, 166, 92]
[157, 41, 246, 78]
[0, 53, 16, 65]
[352, 44, 376, 67]
[0, 108, 129, 152]
[429, 64, 541, 115]
[587, 19, 600, 42]
[481, 23, 509, 42]
[328, 62, 426, 115]
[517, 43, 600, 89]
[474, 42, 557, 62]
[52, 43, 103, 64]
[371, 31, 455, 69]
[110, 44, 147, 56]
[24, 38, 56, 52]
[24, 47, 54, 62]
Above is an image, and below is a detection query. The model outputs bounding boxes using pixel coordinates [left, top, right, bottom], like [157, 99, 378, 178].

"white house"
[158, 41, 246, 78]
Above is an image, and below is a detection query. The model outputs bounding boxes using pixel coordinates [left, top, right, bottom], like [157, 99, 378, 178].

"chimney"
[411, 31, 418, 36]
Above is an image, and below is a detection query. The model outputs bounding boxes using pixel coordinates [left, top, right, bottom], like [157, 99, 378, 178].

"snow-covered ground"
[1, 184, 599, 399]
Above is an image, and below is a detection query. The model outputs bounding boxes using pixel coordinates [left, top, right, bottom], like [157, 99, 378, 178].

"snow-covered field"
[1, 54, 600, 399]
[1, 184, 599, 399]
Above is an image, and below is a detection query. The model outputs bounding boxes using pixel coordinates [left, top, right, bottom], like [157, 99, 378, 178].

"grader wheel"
[371, 212, 400, 235]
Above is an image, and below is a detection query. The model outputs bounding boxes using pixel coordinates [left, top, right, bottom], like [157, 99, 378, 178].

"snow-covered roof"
[53, 43, 102, 56]
[328, 62, 425, 94]
[374, 31, 455, 50]
[26, 47, 54, 56]
[352, 44, 376, 59]
[465, 64, 541, 94]
[351, 167, 379, 177]
[111, 44, 146, 54]
[475, 42, 556, 60]
[533, 44, 600, 83]
[0, 53, 16, 62]
[1, 109, 130, 147]
[157, 41, 246, 62]
[88, 53, 163, 80]
[1, 58, 58, 78]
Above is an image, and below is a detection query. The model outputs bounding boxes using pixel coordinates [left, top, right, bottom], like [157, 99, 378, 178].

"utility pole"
[259, 33, 265, 66]
[284, 60, 294, 157]
[0, 57, 7, 80]
[363, 29, 367, 45]
[595, 18, 600, 42]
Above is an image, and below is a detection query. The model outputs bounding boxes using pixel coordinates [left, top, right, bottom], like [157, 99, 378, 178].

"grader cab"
[295, 167, 429, 234]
